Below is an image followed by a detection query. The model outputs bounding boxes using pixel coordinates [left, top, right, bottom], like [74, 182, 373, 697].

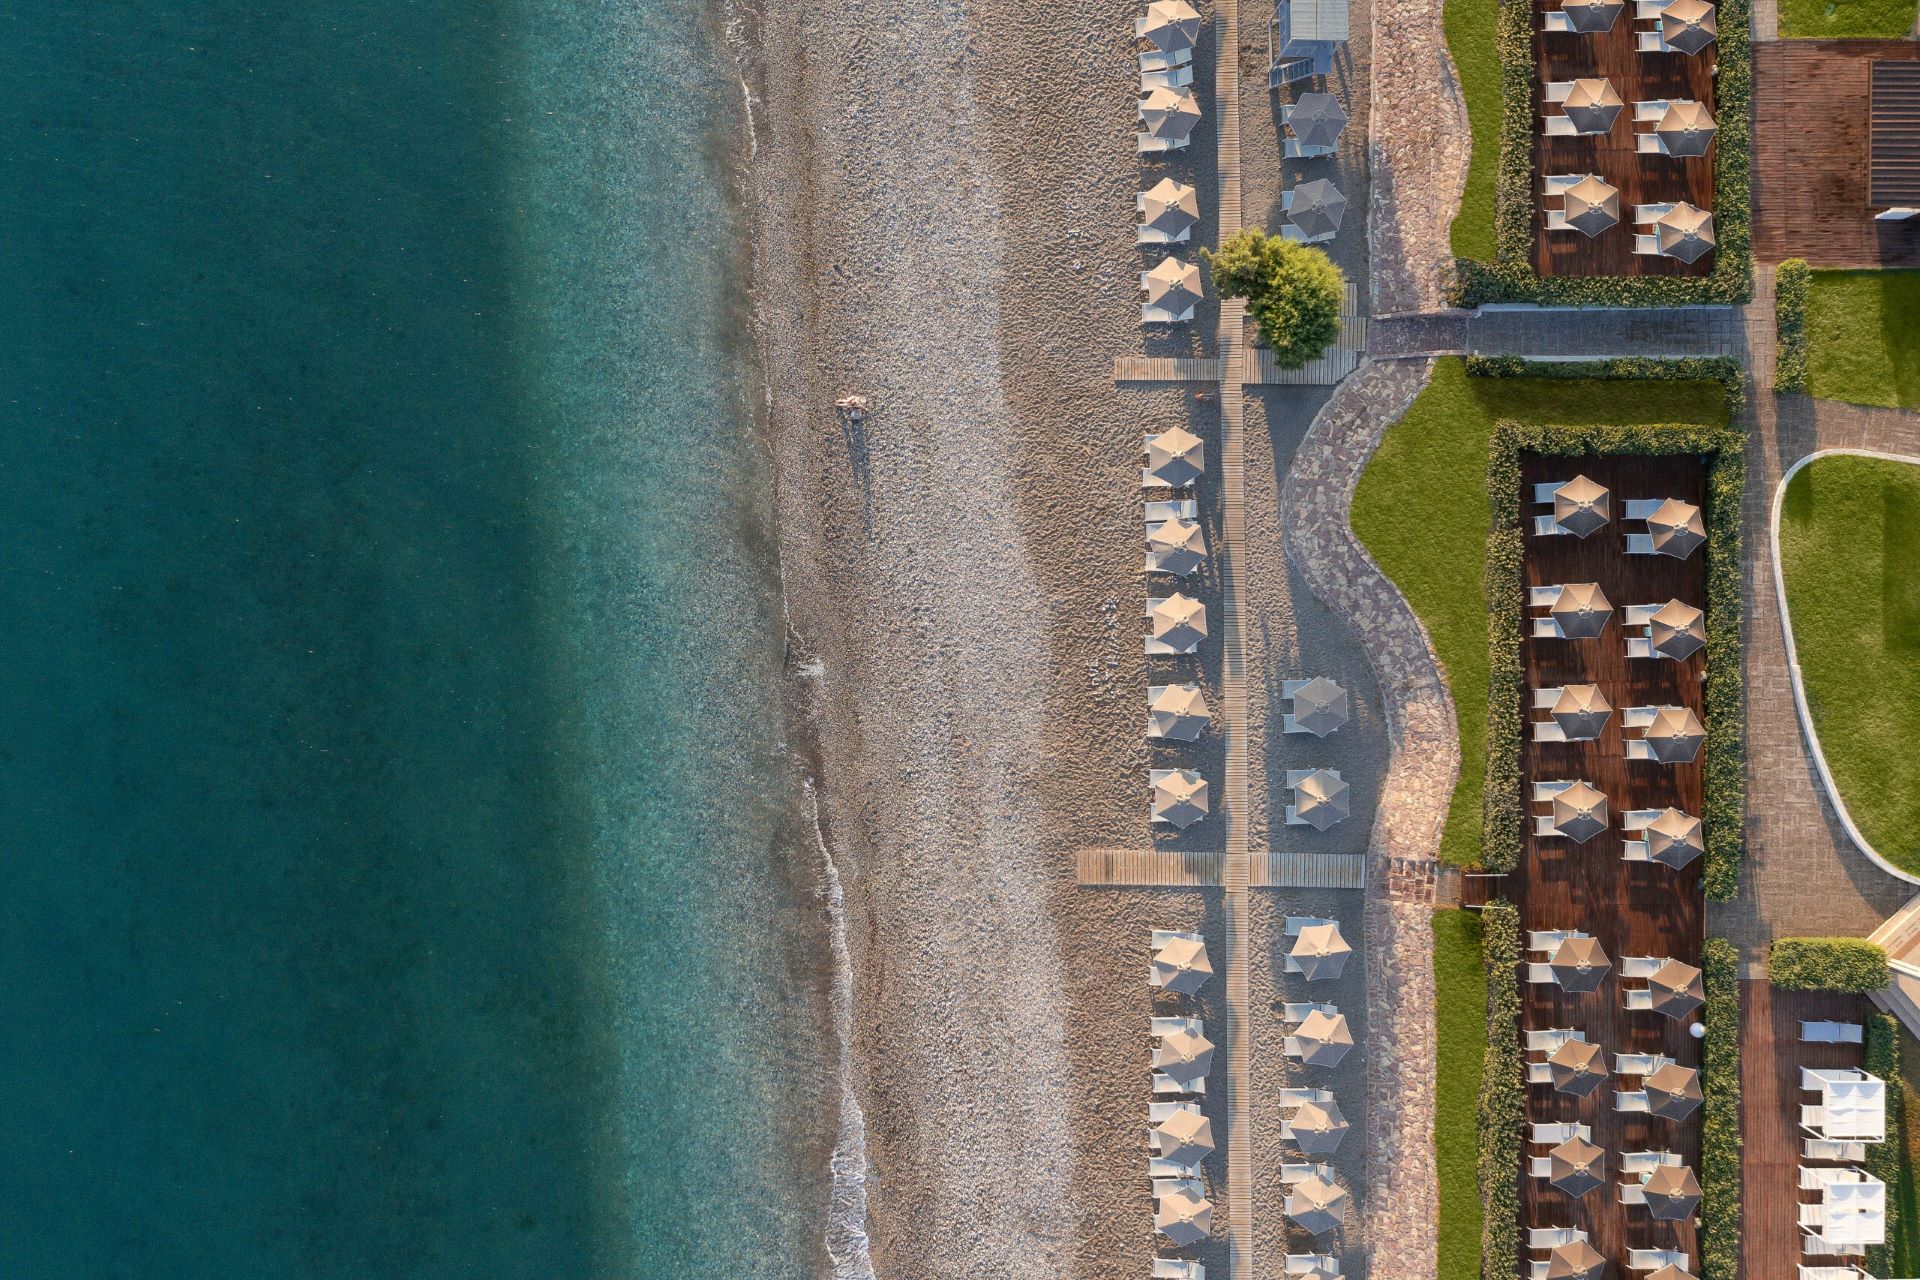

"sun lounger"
[1141, 66, 1196, 91]
[1151, 1154, 1205, 1178]
[1630, 1250, 1689, 1271]
[1526, 1028, 1581, 1051]
[1531, 1121, 1592, 1143]
[1532, 617, 1566, 638]
[1534, 815, 1564, 836]
[1534, 687, 1564, 708]
[1286, 916, 1335, 936]
[1631, 237, 1662, 258]
[1804, 1231, 1867, 1257]
[1138, 133, 1186, 154]
[1534, 721, 1569, 743]
[1621, 1149, 1682, 1173]
[1616, 1090, 1652, 1112]
[1527, 963, 1558, 984]
[1529, 586, 1564, 608]
[1530, 929, 1585, 952]
[1624, 498, 1665, 520]
[1139, 41, 1195, 69]
[1802, 1066, 1866, 1089]
[1619, 1183, 1648, 1205]
[1281, 1087, 1334, 1106]
[1284, 138, 1337, 159]
[1625, 988, 1654, 1011]
[1543, 175, 1587, 197]
[1801, 1203, 1829, 1228]
[1621, 956, 1663, 980]
[1801, 1021, 1865, 1044]
[1623, 840, 1651, 861]
[1622, 706, 1659, 729]
[1282, 1002, 1338, 1022]
[1633, 98, 1671, 121]
[1527, 1062, 1554, 1084]
[1799, 1269, 1864, 1280]
[1530, 1227, 1587, 1249]
[1145, 498, 1199, 523]
[1543, 115, 1580, 136]
[1615, 1052, 1664, 1075]
[1626, 636, 1656, 658]
[1285, 1256, 1338, 1278]
[1625, 739, 1655, 761]
[1545, 80, 1578, 102]
[1152, 928, 1204, 948]
[1534, 482, 1566, 503]
[1543, 8, 1576, 27]
[1532, 781, 1574, 800]
[1529, 1156, 1555, 1177]
[1154, 1070, 1207, 1095]
[1153, 1015, 1203, 1037]
[1636, 133, 1664, 154]
[1546, 210, 1576, 233]
[1801, 1165, 1868, 1189]
[1530, 1265, 1552, 1280]
[1280, 1162, 1337, 1184]
[1534, 512, 1570, 532]
[1636, 30, 1671, 51]
[1804, 1138, 1868, 1161]
[1153, 1260, 1207, 1280]
[1624, 604, 1659, 626]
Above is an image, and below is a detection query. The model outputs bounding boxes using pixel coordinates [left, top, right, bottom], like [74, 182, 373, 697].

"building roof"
[1288, 0, 1351, 42]
[1872, 61, 1920, 207]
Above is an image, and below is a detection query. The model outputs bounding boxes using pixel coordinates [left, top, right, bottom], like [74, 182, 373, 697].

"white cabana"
[1803, 1070, 1887, 1142]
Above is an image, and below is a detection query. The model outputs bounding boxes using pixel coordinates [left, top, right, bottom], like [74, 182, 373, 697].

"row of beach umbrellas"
[1552, 0, 1718, 51]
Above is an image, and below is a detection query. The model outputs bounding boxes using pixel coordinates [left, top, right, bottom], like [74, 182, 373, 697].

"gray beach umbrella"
[1643, 1164, 1703, 1220]
[1150, 934, 1214, 993]
[1148, 516, 1207, 576]
[1151, 768, 1210, 829]
[1285, 1176, 1349, 1235]
[1649, 959, 1706, 1019]
[1661, 0, 1719, 53]
[1152, 1106, 1216, 1166]
[1154, 1027, 1216, 1084]
[1287, 179, 1348, 240]
[1144, 256, 1206, 315]
[1553, 474, 1612, 538]
[1562, 0, 1626, 31]
[1288, 1099, 1351, 1154]
[1655, 204, 1716, 265]
[1647, 1063, 1704, 1120]
[1291, 1009, 1355, 1067]
[1545, 1240, 1606, 1280]
[1565, 79, 1625, 135]
[1294, 769, 1350, 832]
[1288, 92, 1349, 150]
[1644, 706, 1705, 765]
[1292, 676, 1349, 736]
[1148, 684, 1212, 742]
[1657, 101, 1718, 157]
[1149, 594, 1209, 653]
[1552, 684, 1613, 741]
[1550, 936, 1612, 993]
[1154, 1184, 1213, 1245]
[1550, 780, 1610, 845]
[1645, 807, 1704, 869]
[1144, 425, 1205, 488]
[1140, 86, 1203, 143]
[1550, 582, 1613, 639]
[1648, 599, 1707, 662]
[1139, 0, 1204, 53]
[1549, 1135, 1608, 1199]
[1141, 177, 1201, 239]
[1563, 175, 1622, 238]
[1291, 924, 1353, 981]
[1549, 1038, 1609, 1096]
[1647, 497, 1707, 558]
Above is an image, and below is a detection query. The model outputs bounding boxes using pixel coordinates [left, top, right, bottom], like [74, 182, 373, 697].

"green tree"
[1201, 229, 1346, 369]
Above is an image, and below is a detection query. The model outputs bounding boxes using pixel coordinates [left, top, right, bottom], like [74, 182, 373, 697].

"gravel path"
[1365, 0, 1470, 314]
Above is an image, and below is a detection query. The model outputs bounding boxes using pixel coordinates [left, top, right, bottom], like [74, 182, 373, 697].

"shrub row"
[1463, 355, 1746, 420]
[1865, 1012, 1904, 1277]
[1453, 0, 1753, 305]
[1478, 901, 1524, 1280]
[1768, 937, 1892, 991]
[1774, 258, 1811, 393]
[1701, 937, 1742, 1280]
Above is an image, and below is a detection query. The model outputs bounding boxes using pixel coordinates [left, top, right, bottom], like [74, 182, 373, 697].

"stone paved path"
[1367, 0, 1469, 315]
[1280, 357, 1455, 1280]
[1367, 307, 1741, 360]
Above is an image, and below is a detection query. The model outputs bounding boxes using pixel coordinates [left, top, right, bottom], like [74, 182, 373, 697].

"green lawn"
[1779, 0, 1914, 37]
[1351, 359, 1728, 867]
[1779, 455, 1920, 872]
[1434, 908, 1486, 1280]
[1444, 0, 1500, 262]
[1805, 270, 1920, 408]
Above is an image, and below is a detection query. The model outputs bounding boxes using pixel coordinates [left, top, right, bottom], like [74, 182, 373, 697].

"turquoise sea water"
[0, 4, 827, 1276]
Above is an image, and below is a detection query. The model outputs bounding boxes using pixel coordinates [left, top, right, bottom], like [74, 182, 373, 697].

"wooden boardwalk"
[1116, 355, 1224, 383]
[1249, 850, 1368, 889]
[1073, 848, 1365, 888]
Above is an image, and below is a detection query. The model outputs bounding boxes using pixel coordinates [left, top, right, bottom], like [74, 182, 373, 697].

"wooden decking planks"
[1074, 848, 1227, 886]
[1116, 355, 1225, 382]
[1249, 850, 1368, 889]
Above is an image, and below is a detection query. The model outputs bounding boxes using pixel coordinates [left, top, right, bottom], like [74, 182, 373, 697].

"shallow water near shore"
[0, 3, 827, 1275]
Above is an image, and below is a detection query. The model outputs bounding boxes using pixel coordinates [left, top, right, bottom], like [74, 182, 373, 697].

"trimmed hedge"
[1464, 354, 1746, 420]
[1867, 1012, 1905, 1277]
[1453, 0, 1753, 305]
[1775, 259, 1811, 393]
[1478, 901, 1524, 1280]
[1701, 937, 1742, 1280]
[1769, 937, 1892, 991]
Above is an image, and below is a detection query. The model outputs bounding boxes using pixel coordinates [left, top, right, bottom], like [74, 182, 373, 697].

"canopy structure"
[1285, 1176, 1348, 1235]
[1647, 497, 1707, 558]
[1655, 204, 1716, 265]
[1554, 473, 1612, 537]
[1288, 1100, 1351, 1153]
[1551, 936, 1612, 993]
[1293, 769, 1351, 831]
[1545, 1240, 1606, 1280]
[1144, 425, 1205, 487]
[1148, 683, 1212, 742]
[1291, 923, 1353, 981]
[1648, 1063, 1705, 1120]
[1561, 0, 1626, 30]
[1152, 1106, 1216, 1166]
[1550, 1135, 1608, 1198]
[1660, 0, 1718, 53]
[1648, 599, 1707, 662]
[1140, 86, 1203, 143]
[1562, 174, 1622, 237]
[1644, 706, 1706, 765]
[1645, 807, 1705, 869]
[1151, 768, 1210, 829]
[1148, 516, 1207, 576]
[1565, 78, 1625, 134]
[1642, 1163, 1702, 1220]
[1291, 1009, 1355, 1066]
[1818, 1176, 1889, 1245]
[1549, 1039, 1609, 1096]
[1154, 1027, 1216, 1084]
[1150, 933, 1214, 993]
[1149, 593, 1209, 652]
[1291, 676, 1349, 736]
[1551, 582, 1613, 639]
[1288, 92, 1349, 150]
[1141, 177, 1202, 239]
[1813, 1075, 1887, 1140]
[1139, 0, 1204, 53]
[1552, 685, 1613, 741]
[1551, 780, 1611, 844]
[1656, 101, 1717, 156]
[1144, 256, 1205, 315]
[1155, 1183, 1213, 1245]
[1287, 179, 1348, 240]
[1649, 959, 1706, 1020]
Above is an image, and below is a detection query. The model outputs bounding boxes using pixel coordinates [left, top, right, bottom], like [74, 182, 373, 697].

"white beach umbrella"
[1564, 78, 1624, 135]
[1550, 582, 1613, 639]
[1141, 177, 1201, 238]
[1562, 175, 1621, 238]
[1287, 1099, 1350, 1153]
[1644, 705, 1705, 764]
[1646, 496, 1707, 558]
[1657, 101, 1717, 156]
[1291, 676, 1349, 736]
[1649, 959, 1706, 1019]
[1549, 936, 1611, 993]
[1286, 179, 1347, 240]
[1553, 473, 1611, 537]
[1290, 923, 1352, 981]
[1138, 0, 1204, 52]
[1292, 769, 1350, 832]
[1287, 92, 1349, 150]
[1545, 1240, 1606, 1280]
[1140, 86, 1203, 143]
[1561, 0, 1626, 31]
[1551, 684, 1613, 741]
[1147, 683, 1212, 742]
[1149, 934, 1213, 993]
[1144, 256, 1205, 315]
[1285, 1176, 1348, 1235]
[1548, 1038, 1609, 1096]
[1150, 768, 1210, 829]
[1550, 780, 1610, 844]
[1290, 1009, 1355, 1067]
[1144, 426, 1205, 488]
[1151, 1105, 1216, 1165]
[1642, 1163, 1702, 1219]
[1648, 599, 1706, 661]
[1147, 516, 1207, 576]
[1655, 204, 1716, 265]
[1645, 807, 1704, 869]
[1154, 1183, 1212, 1244]
[1549, 1135, 1607, 1198]
[1149, 593, 1209, 653]
[1647, 1063, 1704, 1119]
[1154, 1026, 1216, 1083]
[1660, 0, 1718, 53]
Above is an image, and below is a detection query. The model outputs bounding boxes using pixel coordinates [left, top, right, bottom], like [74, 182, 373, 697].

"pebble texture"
[1365, 0, 1470, 316]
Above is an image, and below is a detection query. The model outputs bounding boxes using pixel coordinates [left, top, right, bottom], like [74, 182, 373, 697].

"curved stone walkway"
[1279, 356, 1458, 1280]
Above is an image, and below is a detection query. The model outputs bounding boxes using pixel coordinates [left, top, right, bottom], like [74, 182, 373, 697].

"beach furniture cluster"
[1279, 916, 1355, 1271]
[1142, 425, 1213, 829]
[1282, 676, 1351, 832]
[1269, 0, 1351, 246]
[1791, 1018, 1890, 1263]
[1147, 929, 1216, 1269]
[1135, 2, 1206, 325]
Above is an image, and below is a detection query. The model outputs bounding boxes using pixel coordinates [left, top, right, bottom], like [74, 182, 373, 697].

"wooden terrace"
[1533, 0, 1717, 277]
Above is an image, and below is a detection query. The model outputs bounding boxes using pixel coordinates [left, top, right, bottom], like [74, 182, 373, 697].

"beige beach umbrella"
[1144, 256, 1205, 315]
[1144, 425, 1205, 488]
[1150, 768, 1210, 829]
[1141, 177, 1201, 239]
[1149, 593, 1209, 653]
[1549, 1135, 1608, 1198]
[1657, 101, 1717, 156]
[1645, 807, 1704, 869]
[1140, 86, 1203, 144]
[1293, 769, 1350, 832]
[1550, 936, 1612, 993]
[1147, 516, 1207, 576]
[1648, 599, 1707, 662]
[1149, 934, 1214, 993]
[1139, 0, 1204, 52]
[1549, 1038, 1609, 1096]
[1291, 676, 1349, 736]
[1154, 1183, 1213, 1245]
[1562, 175, 1622, 238]
[1643, 1163, 1703, 1220]
[1660, 0, 1718, 53]
[1550, 780, 1610, 844]
[1647, 1063, 1704, 1120]
[1565, 78, 1625, 134]
[1288, 1099, 1351, 1154]
[1285, 1176, 1349, 1235]
[1151, 1106, 1216, 1166]
[1154, 1026, 1216, 1084]
[1545, 1240, 1606, 1280]
[1645, 1267, 1699, 1280]
[1644, 706, 1705, 764]
[1550, 582, 1613, 639]
[1649, 959, 1706, 1019]
[1655, 204, 1716, 265]
[1553, 473, 1612, 538]
[1291, 923, 1353, 981]
[1290, 1009, 1355, 1067]
[1561, 0, 1626, 31]
[1551, 684, 1613, 741]
[1148, 683, 1212, 742]
[1647, 496, 1707, 558]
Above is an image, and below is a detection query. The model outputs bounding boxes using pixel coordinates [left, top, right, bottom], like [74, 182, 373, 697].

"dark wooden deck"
[1738, 984, 1868, 1280]
[1754, 40, 1920, 267]
[1509, 454, 1710, 1280]
[1533, 2, 1718, 277]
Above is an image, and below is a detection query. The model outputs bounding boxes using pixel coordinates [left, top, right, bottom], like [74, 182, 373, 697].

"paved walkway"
[1367, 306, 1742, 360]
[1367, 0, 1469, 315]
[1280, 357, 1455, 1280]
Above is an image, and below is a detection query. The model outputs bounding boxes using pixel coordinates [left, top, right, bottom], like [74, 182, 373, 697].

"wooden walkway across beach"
[1113, 286, 1367, 386]
[1073, 848, 1367, 889]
